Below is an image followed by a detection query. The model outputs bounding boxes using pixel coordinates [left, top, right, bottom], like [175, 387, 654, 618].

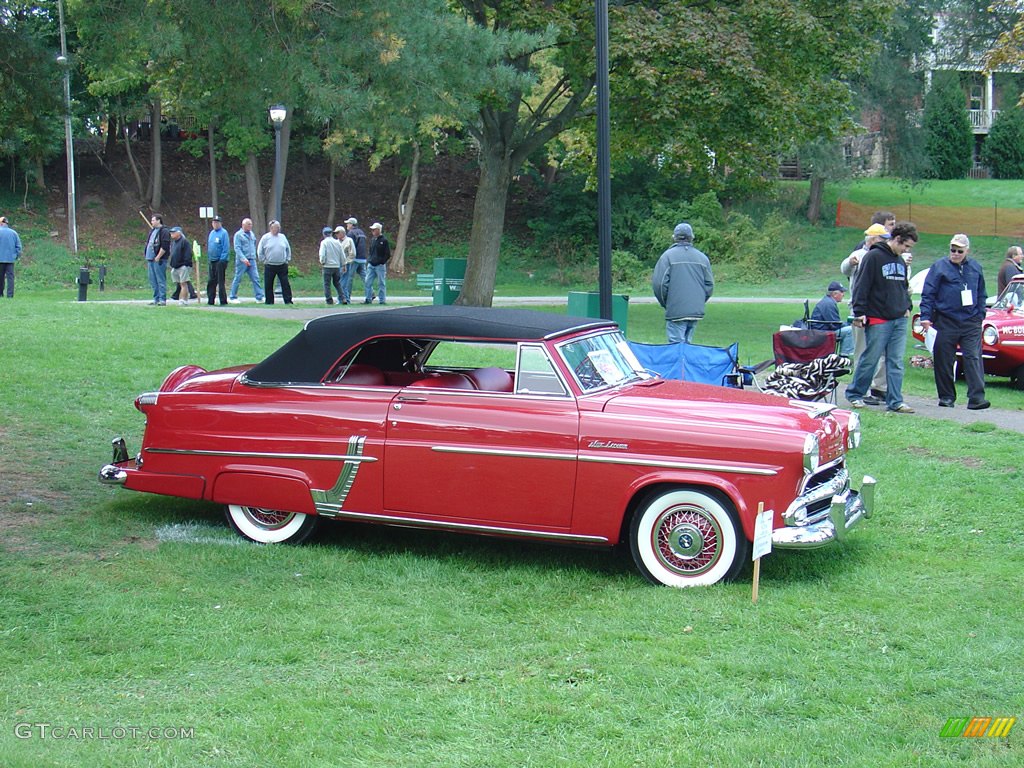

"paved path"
[81, 294, 1024, 434]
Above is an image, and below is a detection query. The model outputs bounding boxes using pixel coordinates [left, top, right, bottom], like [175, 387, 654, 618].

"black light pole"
[595, 0, 612, 320]
[57, 0, 77, 257]
[269, 104, 287, 223]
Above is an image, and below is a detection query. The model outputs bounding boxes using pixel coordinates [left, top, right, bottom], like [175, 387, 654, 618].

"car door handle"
[394, 396, 428, 409]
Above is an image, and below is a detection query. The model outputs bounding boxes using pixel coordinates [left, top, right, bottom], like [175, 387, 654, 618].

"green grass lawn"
[1, 296, 1021, 767]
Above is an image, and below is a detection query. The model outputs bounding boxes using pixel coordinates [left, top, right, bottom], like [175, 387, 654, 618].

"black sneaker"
[870, 388, 887, 399]
[861, 395, 883, 406]
[938, 399, 955, 408]
[966, 400, 991, 410]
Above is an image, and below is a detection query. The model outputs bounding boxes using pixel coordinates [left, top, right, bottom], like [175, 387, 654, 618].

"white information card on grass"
[752, 506, 774, 561]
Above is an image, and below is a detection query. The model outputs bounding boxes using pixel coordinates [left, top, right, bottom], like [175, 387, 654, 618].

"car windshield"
[994, 280, 1024, 310]
[558, 331, 648, 392]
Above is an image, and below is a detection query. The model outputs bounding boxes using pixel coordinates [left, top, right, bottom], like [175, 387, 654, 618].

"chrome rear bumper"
[99, 437, 130, 485]
[773, 475, 875, 549]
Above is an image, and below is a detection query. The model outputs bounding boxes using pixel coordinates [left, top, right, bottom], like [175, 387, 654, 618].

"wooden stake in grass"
[751, 502, 773, 604]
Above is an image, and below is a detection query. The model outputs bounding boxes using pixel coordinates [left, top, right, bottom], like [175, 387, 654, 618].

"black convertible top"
[244, 305, 616, 384]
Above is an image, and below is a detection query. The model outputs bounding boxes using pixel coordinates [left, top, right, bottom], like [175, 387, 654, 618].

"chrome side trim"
[431, 446, 575, 461]
[312, 436, 367, 514]
[579, 453, 777, 476]
[146, 447, 377, 463]
[311, 507, 610, 544]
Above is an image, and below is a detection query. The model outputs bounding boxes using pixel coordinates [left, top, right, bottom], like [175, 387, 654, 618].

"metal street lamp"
[595, 0, 611, 320]
[269, 104, 287, 224]
[57, 0, 77, 257]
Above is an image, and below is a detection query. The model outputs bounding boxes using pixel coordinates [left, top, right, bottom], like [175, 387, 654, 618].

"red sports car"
[99, 306, 875, 587]
[913, 274, 1024, 389]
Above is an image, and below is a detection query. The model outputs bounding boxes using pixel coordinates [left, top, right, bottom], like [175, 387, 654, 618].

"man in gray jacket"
[652, 222, 714, 343]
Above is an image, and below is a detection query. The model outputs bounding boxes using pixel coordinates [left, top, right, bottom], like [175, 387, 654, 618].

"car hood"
[600, 379, 834, 432]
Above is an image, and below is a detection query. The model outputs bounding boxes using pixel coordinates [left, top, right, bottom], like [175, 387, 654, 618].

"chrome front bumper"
[773, 475, 876, 549]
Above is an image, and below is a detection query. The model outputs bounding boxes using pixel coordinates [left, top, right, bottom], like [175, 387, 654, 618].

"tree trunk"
[327, 159, 336, 227]
[806, 174, 824, 224]
[121, 121, 146, 199]
[265, 115, 291, 226]
[392, 142, 421, 275]
[208, 123, 219, 215]
[148, 98, 163, 210]
[245, 153, 266, 236]
[32, 157, 45, 191]
[104, 114, 118, 159]
[457, 143, 511, 307]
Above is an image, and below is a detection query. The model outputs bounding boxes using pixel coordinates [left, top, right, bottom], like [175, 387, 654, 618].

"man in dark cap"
[811, 280, 854, 355]
[206, 215, 230, 305]
[652, 222, 714, 343]
[168, 227, 194, 305]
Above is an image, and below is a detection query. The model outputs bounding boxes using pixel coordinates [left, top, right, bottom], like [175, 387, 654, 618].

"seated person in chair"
[811, 281, 854, 356]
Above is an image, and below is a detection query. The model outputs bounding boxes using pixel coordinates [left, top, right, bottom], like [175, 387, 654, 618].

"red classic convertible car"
[913, 274, 1024, 389]
[99, 306, 875, 587]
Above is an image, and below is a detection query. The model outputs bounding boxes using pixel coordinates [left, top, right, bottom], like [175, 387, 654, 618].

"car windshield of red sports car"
[995, 279, 1023, 309]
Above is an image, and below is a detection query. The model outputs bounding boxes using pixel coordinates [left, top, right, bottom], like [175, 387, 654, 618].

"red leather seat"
[334, 364, 387, 386]
[407, 373, 475, 390]
[466, 367, 513, 392]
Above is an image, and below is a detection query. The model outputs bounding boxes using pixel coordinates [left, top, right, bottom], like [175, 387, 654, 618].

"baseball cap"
[169, 226, 183, 233]
[344, 217, 358, 226]
[950, 233, 970, 248]
[864, 223, 889, 238]
[322, 226, 333, 236]
[827, 281, 846, 292]
[370, 222, 382, 230]
[212, 215, 222, 222]
[333, 226, 346, 234]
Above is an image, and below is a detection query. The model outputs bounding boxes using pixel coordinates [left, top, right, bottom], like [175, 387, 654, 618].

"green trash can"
[567, 291, 629, 335]
[433, 258, 466, 306]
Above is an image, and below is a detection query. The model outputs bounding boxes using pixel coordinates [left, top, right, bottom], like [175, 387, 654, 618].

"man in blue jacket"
[206, 215, 231, 305]
[810, 281, 854, 356]
[919, 233, 989, 410]
[0, 216, 23, 298]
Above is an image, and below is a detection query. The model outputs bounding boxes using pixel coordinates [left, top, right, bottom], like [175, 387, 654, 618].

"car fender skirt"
[213, 472, 316, 515]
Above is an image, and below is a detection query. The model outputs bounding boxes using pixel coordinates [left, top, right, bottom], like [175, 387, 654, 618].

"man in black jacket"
[364, 222, 391, 305]
[168, 227, 194, 305]
[844, 221, 918, 413]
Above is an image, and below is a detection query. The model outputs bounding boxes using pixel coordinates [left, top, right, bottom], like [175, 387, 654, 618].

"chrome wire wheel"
[630, 489, 748, 587]
[226, 505, 319, 544]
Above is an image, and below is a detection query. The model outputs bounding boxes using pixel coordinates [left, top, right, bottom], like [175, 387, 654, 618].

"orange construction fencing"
[836, 199, 1024, 238]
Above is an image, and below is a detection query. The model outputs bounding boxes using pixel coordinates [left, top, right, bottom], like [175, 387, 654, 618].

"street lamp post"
[269, 104, 287, 224]
[594, 0, 612, 321]
[57, 0, 77, 257]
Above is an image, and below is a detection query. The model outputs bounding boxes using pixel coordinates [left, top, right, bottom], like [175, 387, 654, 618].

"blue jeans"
[340, 264, 354, 303]
[837, 325, 854, 357]
[147, 259, 167, 303]
[365, 264, 387, 303]
[666, 319, 699, 344]
[845, 317, 908, 409]
[229, 260, 264, 301]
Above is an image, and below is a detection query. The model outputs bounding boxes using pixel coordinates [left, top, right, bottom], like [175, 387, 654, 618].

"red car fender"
[212, 471, 316, 515]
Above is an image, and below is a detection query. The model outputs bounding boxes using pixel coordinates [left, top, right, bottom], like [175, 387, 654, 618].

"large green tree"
[452, 0, 891, 306]
[0, 1, 66, 195]
[923, 72, 973, 179]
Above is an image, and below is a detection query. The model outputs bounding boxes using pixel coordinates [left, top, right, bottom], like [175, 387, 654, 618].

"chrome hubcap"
[654, 505, 721, 575]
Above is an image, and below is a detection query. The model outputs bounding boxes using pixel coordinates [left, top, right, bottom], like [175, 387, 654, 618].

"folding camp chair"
[758, 328, 851, 401]
[627, 341, 764, 388]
